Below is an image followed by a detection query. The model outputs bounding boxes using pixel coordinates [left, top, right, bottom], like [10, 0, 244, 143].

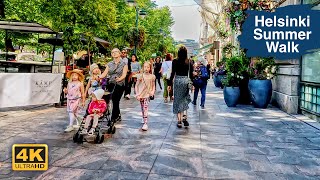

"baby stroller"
[73, 78, 116, 144]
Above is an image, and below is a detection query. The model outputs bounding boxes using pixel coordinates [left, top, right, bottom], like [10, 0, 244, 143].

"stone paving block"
[35, 167, 95, 180]
[52, 148, 110, 170]
[151, 154, 203, 178]
[79, 170, 148, 180]
[111, 138, 163, 156]
[147, 174, 201, 180]
[202, 159, 253, 179]
[160, 138, 201, 157]
[101, 153, 156, 173]
[295, 165, 320, 176]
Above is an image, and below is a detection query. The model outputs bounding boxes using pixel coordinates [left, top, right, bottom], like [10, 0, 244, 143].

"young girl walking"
[64, 69, 86, 132]
[135, 62, 156, 131]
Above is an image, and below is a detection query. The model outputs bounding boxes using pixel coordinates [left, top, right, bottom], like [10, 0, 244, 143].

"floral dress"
[67, 81, 82, 114]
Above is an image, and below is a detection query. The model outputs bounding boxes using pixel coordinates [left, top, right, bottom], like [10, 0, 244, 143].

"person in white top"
[160, 53, 173, 103]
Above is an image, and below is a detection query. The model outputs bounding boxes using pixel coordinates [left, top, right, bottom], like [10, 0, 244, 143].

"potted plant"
[238, 50, 251, 104]
[223, 56, 244, 107]
[213, 61, 227, 88]
[248, 57, 277, 108]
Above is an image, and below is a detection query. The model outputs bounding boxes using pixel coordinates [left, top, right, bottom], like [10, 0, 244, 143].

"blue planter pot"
[223, 87, 240, 107]
[248, 79, 272, 108]
[214, 75, 226, 88]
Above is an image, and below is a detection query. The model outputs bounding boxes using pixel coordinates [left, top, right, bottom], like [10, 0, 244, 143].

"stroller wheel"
[95, 132, 104, 144]
[112, 126, 116, 134]
[77, 134, 84, 144]
[99, 134, 105, 144]
[73, 131, 79, 143]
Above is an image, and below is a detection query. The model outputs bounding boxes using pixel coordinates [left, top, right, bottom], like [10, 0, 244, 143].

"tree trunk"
[0, 0, 5, 18]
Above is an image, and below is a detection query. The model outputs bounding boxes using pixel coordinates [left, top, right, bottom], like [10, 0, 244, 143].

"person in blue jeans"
[192, 57, 209, 109]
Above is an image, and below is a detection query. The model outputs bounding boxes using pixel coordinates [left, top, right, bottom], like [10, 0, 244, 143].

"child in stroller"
[73, 79, 116, 144]
[81, 89, 106, 135]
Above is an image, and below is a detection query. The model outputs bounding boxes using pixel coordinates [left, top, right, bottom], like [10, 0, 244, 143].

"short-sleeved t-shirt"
[131, 62, 141, 73]
[161, 61, 172, 74]
[107, 60, 126, 86]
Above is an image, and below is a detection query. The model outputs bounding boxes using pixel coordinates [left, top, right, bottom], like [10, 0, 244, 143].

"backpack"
[200, 65, 209, 79]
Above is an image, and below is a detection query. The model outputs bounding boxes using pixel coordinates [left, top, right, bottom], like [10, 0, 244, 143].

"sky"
[154, 0, 201, 42]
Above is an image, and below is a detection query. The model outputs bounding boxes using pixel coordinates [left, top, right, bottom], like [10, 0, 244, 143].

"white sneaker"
[73, 125, 80, 130]
[142, 123, 148, 131]
[64, 126, 73, 132]
[141, 119, 145, 124]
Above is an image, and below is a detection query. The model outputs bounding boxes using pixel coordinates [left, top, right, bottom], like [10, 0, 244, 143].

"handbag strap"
[188, 60, 191, 79]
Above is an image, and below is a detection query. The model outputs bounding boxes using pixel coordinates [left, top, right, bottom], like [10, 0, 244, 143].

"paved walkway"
[1, 82, 320, 179]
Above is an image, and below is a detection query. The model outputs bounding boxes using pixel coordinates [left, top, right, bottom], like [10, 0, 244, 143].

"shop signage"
[0, 73, 62, 108]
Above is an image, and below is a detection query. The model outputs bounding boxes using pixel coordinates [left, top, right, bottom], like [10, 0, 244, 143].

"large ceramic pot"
[248, 79, 272, 108]
[238, 79, 251, 105]
[214, 75, 226, 88]
[223, 86, 240, 107]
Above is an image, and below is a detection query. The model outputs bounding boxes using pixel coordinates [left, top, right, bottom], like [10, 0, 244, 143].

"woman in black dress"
[154, 56, 162, 90]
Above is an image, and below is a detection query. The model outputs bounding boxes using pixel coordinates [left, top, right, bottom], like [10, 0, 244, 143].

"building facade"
[176, 39, 199, 58]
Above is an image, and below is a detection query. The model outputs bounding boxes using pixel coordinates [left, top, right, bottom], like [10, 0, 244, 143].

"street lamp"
[126, 0, 147, 54]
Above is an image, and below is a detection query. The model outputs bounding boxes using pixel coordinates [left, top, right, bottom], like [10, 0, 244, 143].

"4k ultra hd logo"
[12, 144, 48, 171]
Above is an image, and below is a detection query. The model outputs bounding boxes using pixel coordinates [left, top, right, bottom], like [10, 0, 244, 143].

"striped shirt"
[107, 60, 126, 86]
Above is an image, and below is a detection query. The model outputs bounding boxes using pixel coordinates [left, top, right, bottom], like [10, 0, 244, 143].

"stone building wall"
[271, 0, 301, 114]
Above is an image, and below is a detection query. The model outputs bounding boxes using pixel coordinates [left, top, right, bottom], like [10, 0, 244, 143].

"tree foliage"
[1, 0, 175, 61]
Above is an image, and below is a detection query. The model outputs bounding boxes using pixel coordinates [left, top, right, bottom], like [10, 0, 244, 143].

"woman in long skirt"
[168, 46, 193, 128]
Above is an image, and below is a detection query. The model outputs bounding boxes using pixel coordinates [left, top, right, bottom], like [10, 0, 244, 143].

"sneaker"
[200, 105, 205, 109]
[73, 125, 80, 130]
[192, 101, 196, 106]
[141, 119, 145, 124]
[164, 98, 168, 103]
[81, 128, 88, 134]
[64, 126, 74, 132]
[88, 128, 95, 135]
[116, 115, 122, 122]
[142, 123, 148, 131]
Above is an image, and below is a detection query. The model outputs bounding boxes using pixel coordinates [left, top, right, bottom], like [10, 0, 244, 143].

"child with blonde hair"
[85, 63, 102, 96]
[63, 69, 85, 132]
[135, 62, 156, 131]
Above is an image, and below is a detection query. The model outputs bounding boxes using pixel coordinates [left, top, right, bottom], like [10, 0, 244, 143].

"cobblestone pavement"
[1, 82, 320, 179]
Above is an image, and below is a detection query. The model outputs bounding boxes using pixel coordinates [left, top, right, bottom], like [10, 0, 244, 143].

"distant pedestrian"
[124, 54, 141, 99]
[122, 49, 131, 99]
[192, 57, 209, 109]
[63, 69, 86, 132]
[154, 56, 162, 90]
[135, 62, 156, 131]
[161, 54, 173, 103]
[168, 46, 193, 128]
[100, 48, 128, 122]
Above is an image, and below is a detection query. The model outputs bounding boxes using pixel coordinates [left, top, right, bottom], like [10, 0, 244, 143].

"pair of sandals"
[177, 115, 189, 128]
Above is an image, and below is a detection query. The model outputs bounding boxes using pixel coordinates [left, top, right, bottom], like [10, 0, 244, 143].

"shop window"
[300, 84, 320, 115]
[301, 52, 320, 83]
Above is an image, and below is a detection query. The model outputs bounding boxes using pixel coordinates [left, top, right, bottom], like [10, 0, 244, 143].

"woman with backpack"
[192, 56, 209, 109]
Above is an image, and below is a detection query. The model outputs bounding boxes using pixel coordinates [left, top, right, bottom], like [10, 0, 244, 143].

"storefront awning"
[0, 21, 56, 34]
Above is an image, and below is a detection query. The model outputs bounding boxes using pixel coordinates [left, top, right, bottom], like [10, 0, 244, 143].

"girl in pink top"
[135, 62, 156, 131]
[63, 69, 85, 132]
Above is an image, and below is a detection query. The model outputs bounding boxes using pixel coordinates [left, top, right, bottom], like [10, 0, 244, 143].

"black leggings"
[108, 83, 125, 120]
[155, 75, 162, 89]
